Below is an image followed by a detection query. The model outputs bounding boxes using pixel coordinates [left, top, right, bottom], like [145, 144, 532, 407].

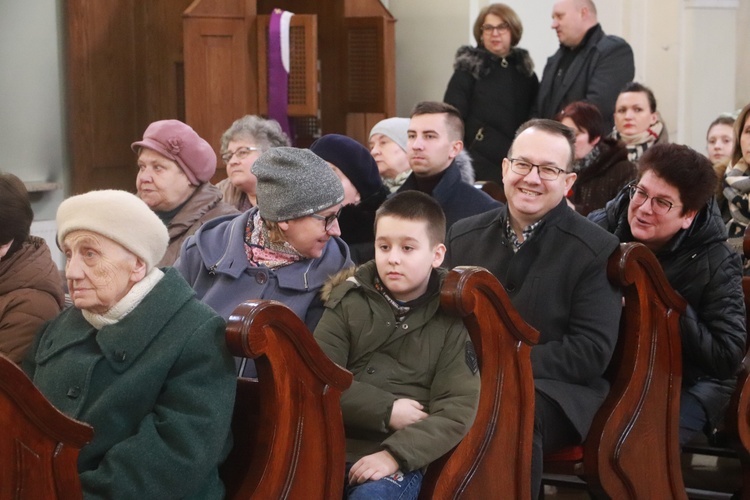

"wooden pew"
[0, 354, 93, 500]
[543, 242, 688, 499]
[219, 300, 353, 500]
[418, 266, 539, 500]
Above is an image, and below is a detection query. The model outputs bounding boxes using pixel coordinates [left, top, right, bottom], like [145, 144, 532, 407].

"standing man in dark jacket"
[589, 143, 747, 446]
[444, 119, 622, 499]
[397, 101, 501, 230]
[534, 0, 634, 130]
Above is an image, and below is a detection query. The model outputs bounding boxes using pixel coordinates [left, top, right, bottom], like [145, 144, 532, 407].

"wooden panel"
[256, 15, 318, 117]
[343, 17, 395, 116]
[184, 17, 254, 179]
[345, 112, 385, 146]
[66, 0, 195, 194]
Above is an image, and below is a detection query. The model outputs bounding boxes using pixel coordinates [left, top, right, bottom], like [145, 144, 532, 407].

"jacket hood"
[593, 186, 728, 254]
[0, 236, 64, 307]
[454, 45, 535, 79]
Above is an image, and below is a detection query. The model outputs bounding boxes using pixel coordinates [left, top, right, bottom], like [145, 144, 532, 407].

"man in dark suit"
[534, 0, 634, 130]
[444, 119, 622, 498]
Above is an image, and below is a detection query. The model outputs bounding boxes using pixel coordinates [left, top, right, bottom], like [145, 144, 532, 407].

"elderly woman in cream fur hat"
[22, 189, 236, 499]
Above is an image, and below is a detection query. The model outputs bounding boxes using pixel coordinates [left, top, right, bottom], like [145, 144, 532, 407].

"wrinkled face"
[63, 230, 145, 314]
[705, 123, 734, 164]
[627, 170, 696, 252]
[481, 13, 512, 58]
[502, 128, 576, 228]
[329, 163, 360, 205]
[551, 0, 586, 48]
[407, 113, 462, 177]
[561, 117, 599, 160]
[375, 215, 445, 302]
[369, 134, 410, 179]
[278, 204, 342, 259]
[741, 114, 750, 165]
[614, 92, 658, 137]
[136, 148, 195, 212]
[224, 139, 262, 195]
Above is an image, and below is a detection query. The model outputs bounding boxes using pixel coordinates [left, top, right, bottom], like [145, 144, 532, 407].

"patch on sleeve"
[465, 340, 479, 375]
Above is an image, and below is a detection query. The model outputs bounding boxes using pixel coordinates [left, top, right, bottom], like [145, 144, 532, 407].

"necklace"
[500, 57, 508, 68]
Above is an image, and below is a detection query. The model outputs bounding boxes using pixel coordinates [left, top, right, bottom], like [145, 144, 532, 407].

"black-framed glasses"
[628, 185, 680, 215]
[309, 207, 342, 231]
[221, 146, 260, 165]
[507, 158, 568, 181]
[481, 23, 510, 34]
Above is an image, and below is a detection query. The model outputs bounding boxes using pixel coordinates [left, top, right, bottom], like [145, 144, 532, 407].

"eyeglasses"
[629, 185, 680, 215]
[221, 146, 260, 165]
[507, 158, 568, 181]
[309, 207, 342, 231]
[481, 22, 510, 34]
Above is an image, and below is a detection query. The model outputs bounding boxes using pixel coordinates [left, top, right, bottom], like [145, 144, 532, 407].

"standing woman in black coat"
[444, 3, 538, 184]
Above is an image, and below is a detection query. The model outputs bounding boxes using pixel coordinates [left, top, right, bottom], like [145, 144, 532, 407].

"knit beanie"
[131, 119, 217, 186]
[252, 147, 344, 222]
[310, 134, 384, 199]
[369, 117, 410, 153]
[57, 190, 169, 271]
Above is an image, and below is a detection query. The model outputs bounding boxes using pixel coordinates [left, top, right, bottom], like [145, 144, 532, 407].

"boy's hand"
[389, 398, 428, 430]
[348, 450, 399, 485]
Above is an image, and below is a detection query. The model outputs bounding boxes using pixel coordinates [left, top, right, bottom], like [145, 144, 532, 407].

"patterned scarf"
[724, 158, 750, 238]
[573, 143, 602, 173]
[244, 211, 304, 269]
[613, 121, 663, 162]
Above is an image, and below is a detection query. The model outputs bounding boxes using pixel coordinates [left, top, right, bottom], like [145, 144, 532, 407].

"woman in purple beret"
[132, 119, 238, 266]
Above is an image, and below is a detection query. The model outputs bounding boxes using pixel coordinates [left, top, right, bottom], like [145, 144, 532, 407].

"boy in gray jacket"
[314, 191, 480, 500]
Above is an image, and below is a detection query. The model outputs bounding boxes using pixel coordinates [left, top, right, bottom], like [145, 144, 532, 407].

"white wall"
[0, 0, 67, 220]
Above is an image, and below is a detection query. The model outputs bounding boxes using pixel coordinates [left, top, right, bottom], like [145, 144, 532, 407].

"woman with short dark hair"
[556, 101, 635, 215]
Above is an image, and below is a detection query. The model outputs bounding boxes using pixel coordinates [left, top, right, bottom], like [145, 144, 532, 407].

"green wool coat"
[314, 262, 480, 472]
[23, 268, 236, 500]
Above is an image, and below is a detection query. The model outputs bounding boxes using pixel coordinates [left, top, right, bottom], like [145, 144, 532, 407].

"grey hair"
[220, 115, 291, 153]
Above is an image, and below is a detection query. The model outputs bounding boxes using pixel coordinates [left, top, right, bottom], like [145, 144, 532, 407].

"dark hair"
[473, 3, 523, 47]
[0, 173, 33, 259]
[619, 82, 657, 113]
[511, 119, 576, 171]
[375, 191, 446, 246]
[638, 143, 716, 215]
[731, 103, 750, 166]
[411, 101, 464, 142]
[706, 114, 735, 140]
[555, 101, 607, 142]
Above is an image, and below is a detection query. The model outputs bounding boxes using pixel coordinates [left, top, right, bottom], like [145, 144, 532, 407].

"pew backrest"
[220, 300, 353, 500]
[419, 266, 539, 500]
[0, 354, 93, 500]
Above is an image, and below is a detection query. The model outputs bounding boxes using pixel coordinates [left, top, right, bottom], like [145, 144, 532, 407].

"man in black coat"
[589, 143, 747, 446]
[397, 101, 501, 230]
[444, 119, 622, 498]
[534, 0, 634, 130]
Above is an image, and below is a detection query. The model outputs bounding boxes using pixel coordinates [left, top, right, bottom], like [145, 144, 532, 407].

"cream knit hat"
[56, 190, 169, 270]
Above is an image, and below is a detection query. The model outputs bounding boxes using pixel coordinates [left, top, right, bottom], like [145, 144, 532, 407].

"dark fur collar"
[453, 45, 535, 79]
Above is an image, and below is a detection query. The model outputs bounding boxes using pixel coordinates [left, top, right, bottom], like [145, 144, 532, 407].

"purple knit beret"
[131, 120, 217, 185]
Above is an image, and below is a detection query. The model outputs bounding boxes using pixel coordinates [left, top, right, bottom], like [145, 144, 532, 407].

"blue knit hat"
[309, 134, 384, 200]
